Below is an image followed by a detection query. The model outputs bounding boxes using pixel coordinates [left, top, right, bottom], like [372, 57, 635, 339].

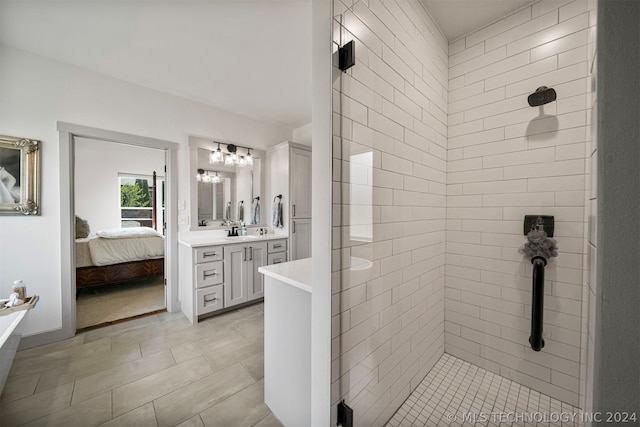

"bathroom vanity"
[179, 232, 287, 323]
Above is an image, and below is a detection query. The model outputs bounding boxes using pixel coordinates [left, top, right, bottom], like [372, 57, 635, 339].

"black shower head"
[528, 86, 556, 107]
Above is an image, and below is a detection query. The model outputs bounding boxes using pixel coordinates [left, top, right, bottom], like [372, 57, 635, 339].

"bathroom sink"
[223, 235, 260, 242]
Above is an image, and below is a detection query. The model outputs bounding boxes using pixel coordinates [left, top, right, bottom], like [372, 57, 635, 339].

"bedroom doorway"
[74, 137, 167, 330]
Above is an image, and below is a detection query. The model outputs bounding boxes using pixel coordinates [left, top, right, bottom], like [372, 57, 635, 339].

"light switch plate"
[178, 215, 189, 225]
[178, 199, 186, 210]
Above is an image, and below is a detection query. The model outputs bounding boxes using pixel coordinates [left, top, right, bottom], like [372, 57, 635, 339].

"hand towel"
[237, 201, 244, 222]
[224, 202, 231, 220]
[251, 199, 260, 224]
[272, 199, 283, 228]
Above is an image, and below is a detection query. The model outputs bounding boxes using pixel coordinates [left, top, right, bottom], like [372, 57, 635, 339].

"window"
[119, 174, 165, 232]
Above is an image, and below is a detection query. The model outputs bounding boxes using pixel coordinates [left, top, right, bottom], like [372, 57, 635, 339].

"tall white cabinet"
[267, 142, 312, 261]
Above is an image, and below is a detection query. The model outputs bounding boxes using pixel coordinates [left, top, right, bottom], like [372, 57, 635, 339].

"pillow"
[75, 216, 90, 238]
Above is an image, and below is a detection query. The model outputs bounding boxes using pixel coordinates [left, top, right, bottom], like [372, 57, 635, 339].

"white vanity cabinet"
[267, 141, 311, 261]
[179, 235, 288, 323]
[223, 242, 267, 308]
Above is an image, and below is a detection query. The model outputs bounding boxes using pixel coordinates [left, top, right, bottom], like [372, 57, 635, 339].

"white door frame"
[58, 122, 180, 339]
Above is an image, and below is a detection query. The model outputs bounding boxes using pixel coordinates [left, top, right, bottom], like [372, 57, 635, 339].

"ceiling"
[421, 0, 536, 41]
[1, 1, 534, 131]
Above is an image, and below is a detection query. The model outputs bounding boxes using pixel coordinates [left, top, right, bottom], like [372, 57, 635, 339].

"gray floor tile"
[22, 391, 111, 427]
[253, 413, 285, 427]
[98, 402, 158, 427]
[112, 355, 213, 417]
[176, 415, 206, 427]
[0, 382, 73, 426]
[72, 349, 176, 404]
[0, 371, 40, 404]
[242, 351, 264, 381]
[153, 362, 256, 427]
[203, 337, 262, 372]
[200, 379, 269, 427]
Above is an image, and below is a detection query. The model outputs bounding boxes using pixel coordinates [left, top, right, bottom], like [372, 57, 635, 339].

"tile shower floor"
[387, 354, 580, 427]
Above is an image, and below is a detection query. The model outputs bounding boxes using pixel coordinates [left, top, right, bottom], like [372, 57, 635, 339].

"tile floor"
[386, 354, 580, 427]
[0, 302, 283, 427]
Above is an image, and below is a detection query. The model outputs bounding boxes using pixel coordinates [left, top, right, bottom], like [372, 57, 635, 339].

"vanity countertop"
[179, 231, 288, 248]
[259, 257, 311, 293]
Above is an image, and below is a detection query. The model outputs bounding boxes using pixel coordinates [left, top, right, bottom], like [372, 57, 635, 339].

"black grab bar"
[529, 256, 547, 351]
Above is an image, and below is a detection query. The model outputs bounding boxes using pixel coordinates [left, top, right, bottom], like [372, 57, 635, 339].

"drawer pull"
[273, 244, 282, 248]
[202, 251, 218, 258]
[204, 295, 217, 303]
[274, 259, 283, 264]
[203, 270, 217, 278]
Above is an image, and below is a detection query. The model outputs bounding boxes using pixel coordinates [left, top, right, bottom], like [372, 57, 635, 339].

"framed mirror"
[0, 135, 40, 215]
[189, 137, 265, 230]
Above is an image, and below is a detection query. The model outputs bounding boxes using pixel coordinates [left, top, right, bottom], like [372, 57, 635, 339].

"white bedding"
[83, 228, 164, 267]
[96, 227, 163, 239]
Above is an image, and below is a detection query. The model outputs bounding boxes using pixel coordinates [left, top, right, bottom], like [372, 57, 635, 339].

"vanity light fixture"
[209, 143, 223, 164]
[210, 142, 255, 167]
[196, 169, 221, 183]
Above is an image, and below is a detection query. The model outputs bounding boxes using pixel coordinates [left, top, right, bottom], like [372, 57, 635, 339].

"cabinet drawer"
[268, 240, 287, 253]
[195, 246, 223, 263]
[195, 261, 223, 288]
[196, 285, 224, 315]
[267, 252, 287, 265]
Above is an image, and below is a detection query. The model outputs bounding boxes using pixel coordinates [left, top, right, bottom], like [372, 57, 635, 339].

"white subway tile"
[450, 46, 507, 80]
[341, 74, 385, 113]
[465, 95, 529, 122]
[448, 75, 465, 91]
[447, 148, 464, 162]
[450, 87, 505, 114]
[503, 159, 584, 180]
[447, 230, 483, 244]
[333, 90, 368, 125]
[448, 119, 483, 138]
[530, 29, 588, 63]
[557, 93, 587, 115]
[532, 0, 573, 19]
[483, 191, 556, 208]
[351, 62, 395, 101]
[448, 168, 503, 184]
[462, 219, 522, 234]
[506, 12, 587, 57]
[448, 81, 485, 104]
[448, 112, 464, 126]
[344, 10, 384, 58]
[483, 147, 556, 169]
[466, 7, 533, 48]
[560, 0, 588, 22]
[394, 89, 422, 119]
[382, 44, 415, 86]
[465, 51, 530, 87]
[368, 109, 404, 140]
[449, 42, 485, 68]
[445, 333, 481, 355]
[505, 110, 586, 139]
[487, 10, 558, 52]
[554, 190, 585, 206]
[506, 63, 587, 107]
[447, 241, 502, 258]
[446, 273, 502, 298]
[464, 138, 529, 159]
[486, 56, 558, 92]
[559, 44, 588, 69]
[461, 179, 530, 195]
[368, 53, 406, 92]
[449, 38, 465, 56]
[528, 174, 585, 192]
[353, 1, 395, 49]
[448, 157, 483, 173]
[449, 128, 505, 150]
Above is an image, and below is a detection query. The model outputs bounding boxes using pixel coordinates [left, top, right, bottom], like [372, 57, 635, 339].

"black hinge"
[337, 400, 353, 427]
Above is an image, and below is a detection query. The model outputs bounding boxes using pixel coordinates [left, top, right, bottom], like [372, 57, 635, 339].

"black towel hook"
[274, 194, 282, 202]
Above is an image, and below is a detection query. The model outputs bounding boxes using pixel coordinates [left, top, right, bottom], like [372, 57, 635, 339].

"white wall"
[292, 122, 313, 146]
[0, 45, 292, 337]
[75, 138, 165, 233]
[444, 0, 590, 406]
[331, 0, 448, 425]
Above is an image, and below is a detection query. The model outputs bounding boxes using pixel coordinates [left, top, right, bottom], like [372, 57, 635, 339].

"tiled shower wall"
[444, 0, 590, 407]
[331, 0, 448, 425]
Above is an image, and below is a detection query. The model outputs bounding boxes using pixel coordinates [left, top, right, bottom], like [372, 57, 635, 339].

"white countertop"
[179, 231, 288, 247]
[0, 310, 28, 349]
[259, 258, 312, 293]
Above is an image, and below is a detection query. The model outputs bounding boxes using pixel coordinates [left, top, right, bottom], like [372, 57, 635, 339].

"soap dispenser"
[241, 223, 247, 236]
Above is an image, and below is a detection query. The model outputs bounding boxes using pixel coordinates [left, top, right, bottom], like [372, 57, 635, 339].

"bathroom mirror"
[189, 138, 265, 230]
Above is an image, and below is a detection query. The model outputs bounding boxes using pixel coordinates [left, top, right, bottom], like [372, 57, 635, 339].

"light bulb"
[238, 155, 246, 167]
[246, 150, 253, 165]
[224, 153, 234, 166]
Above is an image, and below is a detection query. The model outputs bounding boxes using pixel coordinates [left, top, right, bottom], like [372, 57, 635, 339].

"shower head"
[528, 86, 556, 107]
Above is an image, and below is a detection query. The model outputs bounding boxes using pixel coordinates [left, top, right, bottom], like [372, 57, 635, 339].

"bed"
[76, 227, 165, 289]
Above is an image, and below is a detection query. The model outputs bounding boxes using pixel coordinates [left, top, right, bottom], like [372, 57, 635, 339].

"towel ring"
[274, 194, 282, 202]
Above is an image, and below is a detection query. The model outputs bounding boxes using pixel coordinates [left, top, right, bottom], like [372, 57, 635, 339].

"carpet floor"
[76, 277, 165, 330]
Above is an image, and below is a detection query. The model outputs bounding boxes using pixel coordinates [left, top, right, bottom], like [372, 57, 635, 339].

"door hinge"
[337, 400, 353, 427]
